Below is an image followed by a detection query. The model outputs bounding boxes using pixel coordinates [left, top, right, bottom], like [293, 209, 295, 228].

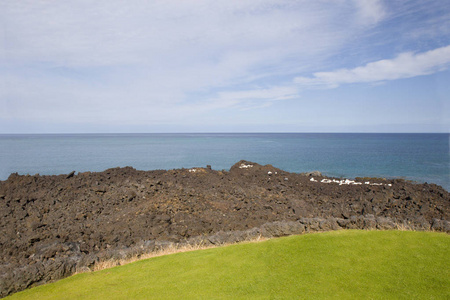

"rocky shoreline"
[1, 161, 449, 297]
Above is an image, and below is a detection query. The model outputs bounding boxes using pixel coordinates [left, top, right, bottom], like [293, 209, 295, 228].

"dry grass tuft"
[396, 222, 414, 231]
[90, 235, 268, 273]
[79, 225, 430, 275]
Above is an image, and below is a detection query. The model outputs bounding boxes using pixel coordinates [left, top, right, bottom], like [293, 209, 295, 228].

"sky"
[1, 0, 450, 133]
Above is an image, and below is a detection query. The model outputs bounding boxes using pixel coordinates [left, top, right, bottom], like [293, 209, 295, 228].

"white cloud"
[294, 45, 450, 88]
[0, 0, 384, 73]
[217, 86, 298, 102]
[1, 0, 383, 127]
[353, 0, 386, 25]
[1, 0, 449, 133]
[207, 86, 299, 111]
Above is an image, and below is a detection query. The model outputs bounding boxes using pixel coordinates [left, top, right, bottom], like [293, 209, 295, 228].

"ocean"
[0, 133, 448, 191]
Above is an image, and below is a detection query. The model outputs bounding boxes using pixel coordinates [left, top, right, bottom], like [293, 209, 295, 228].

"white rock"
[239, 164, 253, 169]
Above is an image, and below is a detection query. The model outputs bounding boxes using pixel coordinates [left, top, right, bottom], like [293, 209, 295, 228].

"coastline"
[0, 161, 449, 297]
[1, 133, 448, 191]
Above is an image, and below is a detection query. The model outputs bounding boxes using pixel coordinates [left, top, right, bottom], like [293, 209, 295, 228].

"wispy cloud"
[294, 45, 450, 88]
[1, 0, 382, 124]
[217, 86, 298, 103]
[353, 0, 386, 25]
[1, 0, 364, 68]
[210, 86, 299, 110]
[1, 0, 449, 132]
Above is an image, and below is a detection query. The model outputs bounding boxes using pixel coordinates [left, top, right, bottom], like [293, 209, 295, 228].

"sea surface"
[0, 133, 448, 191]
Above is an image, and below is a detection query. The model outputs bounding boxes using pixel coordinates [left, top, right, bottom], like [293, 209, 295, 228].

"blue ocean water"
[0, 133, 448, 191]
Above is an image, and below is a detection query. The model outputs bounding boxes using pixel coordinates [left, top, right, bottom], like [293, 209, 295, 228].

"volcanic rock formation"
[0, 161, 449, 297]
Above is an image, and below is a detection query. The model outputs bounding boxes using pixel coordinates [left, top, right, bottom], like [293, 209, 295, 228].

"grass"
[90, 241, 231, 272]
[7, 230, 449, 299]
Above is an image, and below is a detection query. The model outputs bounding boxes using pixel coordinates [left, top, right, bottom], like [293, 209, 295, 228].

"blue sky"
[1, 0, 449, 133]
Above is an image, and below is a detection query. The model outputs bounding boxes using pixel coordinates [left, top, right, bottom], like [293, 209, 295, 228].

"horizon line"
[0, 132, 449, 135]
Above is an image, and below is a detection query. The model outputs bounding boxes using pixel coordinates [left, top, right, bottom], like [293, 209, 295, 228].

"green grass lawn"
[7, 230, 449, 299]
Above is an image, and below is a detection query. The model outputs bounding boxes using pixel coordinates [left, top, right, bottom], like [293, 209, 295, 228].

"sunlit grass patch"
[7, 230, 449, 299]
